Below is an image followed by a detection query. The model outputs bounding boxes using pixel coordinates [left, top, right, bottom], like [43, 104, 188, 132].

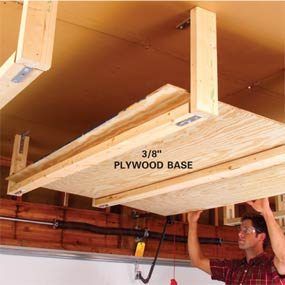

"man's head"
[238, 213, 269, 251]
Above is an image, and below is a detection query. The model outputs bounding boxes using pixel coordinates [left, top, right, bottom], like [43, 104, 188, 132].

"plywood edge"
[94, 145, 285, 208]
[7, 84, 189, 183]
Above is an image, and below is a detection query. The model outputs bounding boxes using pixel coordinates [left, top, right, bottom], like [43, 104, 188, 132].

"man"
[188, 198, 285, 284]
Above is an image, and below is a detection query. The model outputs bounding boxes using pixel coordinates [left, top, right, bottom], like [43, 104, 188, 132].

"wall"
[0, 252, 223, 285]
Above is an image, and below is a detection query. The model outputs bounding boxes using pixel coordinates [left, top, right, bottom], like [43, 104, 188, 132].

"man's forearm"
[188, 222, 211, 274]
[263, 209, 285, 262]
[188, 222, 202, 265]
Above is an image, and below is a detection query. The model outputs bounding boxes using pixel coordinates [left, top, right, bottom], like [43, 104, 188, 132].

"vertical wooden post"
[7, 134, 30, 195]
[190, 7, 218, 116]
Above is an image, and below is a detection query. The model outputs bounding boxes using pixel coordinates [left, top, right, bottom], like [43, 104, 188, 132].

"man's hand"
[187, 210, 203, 225]
[246, 198, 271, 215]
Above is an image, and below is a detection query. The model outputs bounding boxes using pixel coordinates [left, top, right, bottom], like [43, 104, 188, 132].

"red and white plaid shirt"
[210, 253, 285, 285]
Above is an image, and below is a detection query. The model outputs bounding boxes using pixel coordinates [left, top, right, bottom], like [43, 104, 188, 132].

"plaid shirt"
[210, 253, 285, 285]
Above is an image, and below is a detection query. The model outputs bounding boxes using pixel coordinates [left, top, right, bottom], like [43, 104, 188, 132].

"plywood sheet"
[6, 85, 285, 215]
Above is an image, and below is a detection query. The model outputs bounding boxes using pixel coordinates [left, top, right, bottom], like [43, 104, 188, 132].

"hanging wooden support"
[190, 7, 218, 116]
[0, 0, 58, 109]
[7, 134, 30, 195]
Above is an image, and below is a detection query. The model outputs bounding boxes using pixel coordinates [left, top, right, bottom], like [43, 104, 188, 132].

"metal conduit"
[0, 215, 223, 245]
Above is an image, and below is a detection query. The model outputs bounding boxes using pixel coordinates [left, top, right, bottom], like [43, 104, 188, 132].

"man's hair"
[241, 213, 270, 249]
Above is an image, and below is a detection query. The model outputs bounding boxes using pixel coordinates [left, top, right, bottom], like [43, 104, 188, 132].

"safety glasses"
[237, 226, 261, 235]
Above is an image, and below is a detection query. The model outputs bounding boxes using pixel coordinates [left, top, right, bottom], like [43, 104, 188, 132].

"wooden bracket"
[190, 7, 218, 116]
[0, 0, 58, 109]
[7, 134, 30, 196]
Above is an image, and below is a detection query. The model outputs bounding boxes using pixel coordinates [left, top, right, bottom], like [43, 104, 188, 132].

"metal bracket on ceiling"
[176, 16, 191, 30]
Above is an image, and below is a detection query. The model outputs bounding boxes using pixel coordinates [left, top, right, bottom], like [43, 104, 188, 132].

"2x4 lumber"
[94, 145, 285, 208]
[0, 1, 57, 109]
[16, 0, 58, 71]
[0, 53, 43, 109]
[7, 134, 30, 194]
[190, 7, 218, 116]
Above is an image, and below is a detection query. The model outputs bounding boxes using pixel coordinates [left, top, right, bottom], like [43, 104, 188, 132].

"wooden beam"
[0, 0, 58, 109]
[190, 7, 218, 116]
[16, 0, 58, 70]
[94, 145, 285, 208]
[7, 134, 30, 195]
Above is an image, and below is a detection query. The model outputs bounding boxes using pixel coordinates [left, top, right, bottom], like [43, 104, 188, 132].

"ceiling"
[0, 1, 284, 171]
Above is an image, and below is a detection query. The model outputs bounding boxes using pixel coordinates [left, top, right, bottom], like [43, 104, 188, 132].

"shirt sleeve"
[210, 258, 233, 282]
[271, 258, 285, 283]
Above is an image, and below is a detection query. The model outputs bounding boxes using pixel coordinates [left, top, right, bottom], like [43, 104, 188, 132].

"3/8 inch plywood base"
[6, 85, 285, 216]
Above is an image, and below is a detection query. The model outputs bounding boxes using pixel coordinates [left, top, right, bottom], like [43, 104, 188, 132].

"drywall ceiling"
[0, 1, 284, 165]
